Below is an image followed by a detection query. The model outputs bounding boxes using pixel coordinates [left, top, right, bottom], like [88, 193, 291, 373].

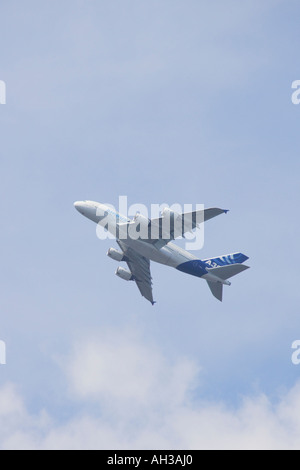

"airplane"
[74, 201, 249, 304]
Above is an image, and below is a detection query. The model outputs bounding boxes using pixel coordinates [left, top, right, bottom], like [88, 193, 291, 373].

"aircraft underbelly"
[120, 239, 192, 267]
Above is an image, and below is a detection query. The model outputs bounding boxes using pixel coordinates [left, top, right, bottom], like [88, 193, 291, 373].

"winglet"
[224, 209, 229, 214]
[152, 301, 157, 306]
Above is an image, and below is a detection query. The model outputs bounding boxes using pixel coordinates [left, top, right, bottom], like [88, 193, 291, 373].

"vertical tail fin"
[205, 257, 250, 301]
[203, 252, 249, 268]
[207, 281, 223, 301]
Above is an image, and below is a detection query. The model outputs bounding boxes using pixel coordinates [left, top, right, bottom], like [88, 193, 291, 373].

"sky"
[1, 0, 300, 450]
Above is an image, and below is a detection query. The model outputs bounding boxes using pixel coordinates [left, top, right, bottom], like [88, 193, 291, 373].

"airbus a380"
[74, 201, 249, 304]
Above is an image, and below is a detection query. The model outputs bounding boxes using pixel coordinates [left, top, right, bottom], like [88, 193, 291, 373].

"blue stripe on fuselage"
[176, 260, 208, 278]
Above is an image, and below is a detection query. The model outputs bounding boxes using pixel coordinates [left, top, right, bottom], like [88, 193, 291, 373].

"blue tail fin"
[203, 252, 248, 269]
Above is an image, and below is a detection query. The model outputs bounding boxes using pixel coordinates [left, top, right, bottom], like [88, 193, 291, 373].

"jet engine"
[115, 267, 134, 281]
[160, 208, 183, 238]
[161, 207, 182, 222]
[107, 248, 126, 262]
[131, 213, 151, 239]
[134, 213, 150, 227]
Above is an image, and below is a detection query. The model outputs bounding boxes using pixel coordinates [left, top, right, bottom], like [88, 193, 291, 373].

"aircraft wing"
[152, 207, 227, 238]
[117, 208, 227, 248]
[149, 207, 228, 247]
[117, 240, 155, 305]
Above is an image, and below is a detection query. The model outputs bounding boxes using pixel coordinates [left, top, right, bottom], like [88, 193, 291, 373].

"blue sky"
[1, 0, 300, 449]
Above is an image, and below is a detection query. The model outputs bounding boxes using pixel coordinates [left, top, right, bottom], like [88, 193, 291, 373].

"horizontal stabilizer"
[208, 264, 249, 280]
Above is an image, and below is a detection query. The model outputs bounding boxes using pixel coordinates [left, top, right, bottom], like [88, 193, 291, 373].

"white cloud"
[0, 328, 300, 450]
[0, 383, 51, 450]
[66, 329, 199, 413]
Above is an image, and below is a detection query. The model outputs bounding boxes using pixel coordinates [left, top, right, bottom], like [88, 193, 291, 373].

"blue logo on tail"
[203, 253, 249, 269]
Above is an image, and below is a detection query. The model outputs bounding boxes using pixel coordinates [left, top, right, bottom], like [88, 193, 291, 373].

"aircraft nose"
[74, 201, 84, 213]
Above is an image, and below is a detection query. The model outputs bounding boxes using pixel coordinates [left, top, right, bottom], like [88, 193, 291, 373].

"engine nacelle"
[131, 213, 151, 239]
[160, 208, 183, 238]
[107, 248, 125, 262]
[115, 267, 134, 281]
[161, 207, 182, 222]
[134, 213, 150, 227]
